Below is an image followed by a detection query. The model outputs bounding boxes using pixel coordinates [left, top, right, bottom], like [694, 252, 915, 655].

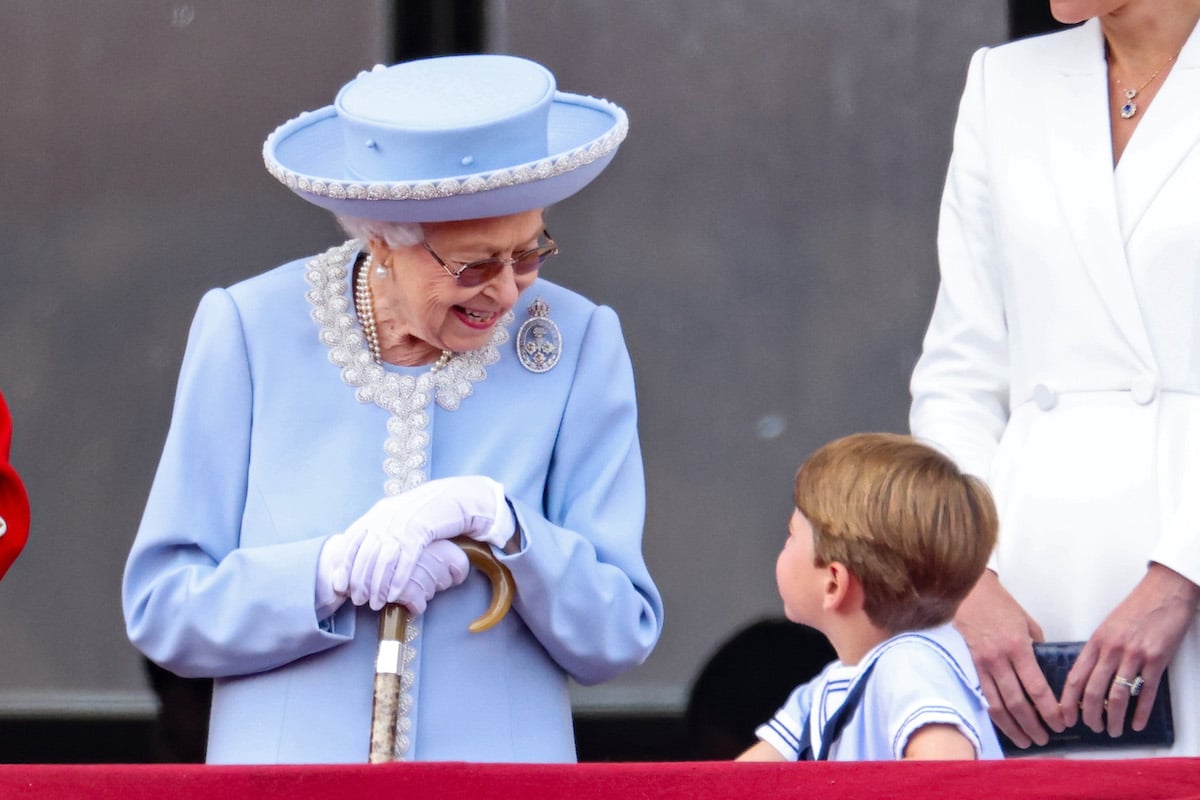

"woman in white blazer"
[910, 0, 1200, 757]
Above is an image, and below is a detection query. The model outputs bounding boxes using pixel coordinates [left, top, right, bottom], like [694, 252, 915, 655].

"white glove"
[315, 525, 366, 619]
[316, 533, 472, 616]
[395, 539, 470, 615]
[321, 475, 515, 612]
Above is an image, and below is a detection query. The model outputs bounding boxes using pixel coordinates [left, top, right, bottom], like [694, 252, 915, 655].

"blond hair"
[794, 432, 997, 632]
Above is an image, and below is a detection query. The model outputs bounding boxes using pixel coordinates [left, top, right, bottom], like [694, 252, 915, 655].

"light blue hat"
[263, 54, 628, 222]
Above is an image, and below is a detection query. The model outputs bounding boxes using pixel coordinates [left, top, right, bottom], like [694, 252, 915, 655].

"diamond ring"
[1113, 675, 1144, 696]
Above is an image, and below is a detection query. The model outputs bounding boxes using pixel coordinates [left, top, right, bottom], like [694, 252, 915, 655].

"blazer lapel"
[1043, 19, 1154, 364]
[1113, 20, 1200, 241]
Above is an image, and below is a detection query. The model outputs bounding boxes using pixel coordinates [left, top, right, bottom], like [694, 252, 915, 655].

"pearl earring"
[374, 258, 390, 278]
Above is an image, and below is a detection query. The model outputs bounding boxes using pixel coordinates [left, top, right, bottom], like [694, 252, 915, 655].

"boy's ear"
[822, 561, 862, 613]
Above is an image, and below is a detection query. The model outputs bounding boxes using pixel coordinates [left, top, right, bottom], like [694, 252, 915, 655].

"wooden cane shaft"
[368, 672, 401, 764]
[368, 605, 408, 764]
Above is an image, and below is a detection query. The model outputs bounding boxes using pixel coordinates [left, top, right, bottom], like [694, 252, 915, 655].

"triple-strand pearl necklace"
[354, 252, 452, 371]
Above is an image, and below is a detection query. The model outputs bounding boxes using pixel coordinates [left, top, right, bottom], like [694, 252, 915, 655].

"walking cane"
[368, 535, 515, 763]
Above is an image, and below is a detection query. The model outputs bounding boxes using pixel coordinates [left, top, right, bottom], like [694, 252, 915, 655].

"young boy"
[737, 432, 1003, 761]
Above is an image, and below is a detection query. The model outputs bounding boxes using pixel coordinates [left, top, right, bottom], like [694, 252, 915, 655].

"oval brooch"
[517, 296, 561, 373]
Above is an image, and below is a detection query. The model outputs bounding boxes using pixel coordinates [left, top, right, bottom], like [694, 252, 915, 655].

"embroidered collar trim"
[305, 239, 510, 416]
[305, 239, 511, 495]
[304, 239, 512, 758]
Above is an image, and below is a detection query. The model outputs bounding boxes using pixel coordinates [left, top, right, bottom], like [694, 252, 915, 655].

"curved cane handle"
[451, 536, 516, 633]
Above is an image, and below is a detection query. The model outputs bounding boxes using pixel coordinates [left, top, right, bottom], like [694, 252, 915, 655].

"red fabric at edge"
[2, 759, 1199, 800]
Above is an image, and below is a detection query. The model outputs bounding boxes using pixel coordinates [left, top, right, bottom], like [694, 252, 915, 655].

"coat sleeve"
[499, 305, 663, 685]
[909, 46, 1012, 482]
[122, 288, 349, 679]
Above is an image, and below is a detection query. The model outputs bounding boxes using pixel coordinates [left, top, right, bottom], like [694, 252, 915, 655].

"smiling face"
[368, 209, 545, 362]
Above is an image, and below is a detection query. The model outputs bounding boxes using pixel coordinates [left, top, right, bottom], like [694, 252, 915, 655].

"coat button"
[0, 516, 6, 537]
[1032, 384, 1057, 411]
[1131, 377, 1158, 405]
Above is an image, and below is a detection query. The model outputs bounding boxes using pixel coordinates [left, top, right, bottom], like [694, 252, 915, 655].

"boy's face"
[775, 509, 824, 626]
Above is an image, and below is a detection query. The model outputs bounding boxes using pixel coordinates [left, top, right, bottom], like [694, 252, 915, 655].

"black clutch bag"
[997, 641, 1174, 754]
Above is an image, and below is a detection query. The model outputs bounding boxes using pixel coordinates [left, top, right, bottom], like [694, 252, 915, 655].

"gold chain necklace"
[1113, 51, 1180, 120]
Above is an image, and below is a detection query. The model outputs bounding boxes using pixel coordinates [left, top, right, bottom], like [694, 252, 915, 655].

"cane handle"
[370, 538, 516, 763]
[451, 536, 515, 633]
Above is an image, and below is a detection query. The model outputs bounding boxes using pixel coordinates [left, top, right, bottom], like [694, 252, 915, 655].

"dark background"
[0, 0, 1063, 762]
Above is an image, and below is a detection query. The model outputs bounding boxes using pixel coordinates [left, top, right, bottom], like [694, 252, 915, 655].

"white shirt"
[756, 623, 1003, 760]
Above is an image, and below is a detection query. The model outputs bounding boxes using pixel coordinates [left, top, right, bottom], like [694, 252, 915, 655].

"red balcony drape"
[2, 758, 1199, 800]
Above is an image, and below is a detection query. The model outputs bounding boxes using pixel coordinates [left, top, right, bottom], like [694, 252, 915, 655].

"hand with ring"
[1059, 564, 1199, 737]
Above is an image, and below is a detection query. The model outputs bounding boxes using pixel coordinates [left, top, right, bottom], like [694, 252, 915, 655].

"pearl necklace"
[355, 253, 452, 371]
[306, 241, 510, 421]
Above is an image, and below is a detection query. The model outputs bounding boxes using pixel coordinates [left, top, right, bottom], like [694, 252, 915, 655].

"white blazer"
[910, 18, 1200, 756]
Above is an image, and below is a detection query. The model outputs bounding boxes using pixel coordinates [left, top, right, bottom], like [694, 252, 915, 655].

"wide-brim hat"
[263, 54, 628, 223]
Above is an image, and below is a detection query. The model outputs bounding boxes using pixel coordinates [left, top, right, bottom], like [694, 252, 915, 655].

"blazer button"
[1032, 384, 1057, 411]
[1131, 377, 1158, 405]
[0, 516, 6, 537]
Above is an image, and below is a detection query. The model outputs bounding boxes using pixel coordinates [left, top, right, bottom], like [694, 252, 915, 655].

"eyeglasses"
[422, 229, 558, 287]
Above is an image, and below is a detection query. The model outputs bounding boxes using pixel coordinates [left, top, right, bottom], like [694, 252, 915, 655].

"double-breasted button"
[1032, 384, 1057, 411]
[1131, 377, 1158, 405]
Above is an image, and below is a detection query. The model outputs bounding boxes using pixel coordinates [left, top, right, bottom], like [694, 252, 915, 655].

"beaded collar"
[305, 238, 511, 494]
[305, 239, 512, 759]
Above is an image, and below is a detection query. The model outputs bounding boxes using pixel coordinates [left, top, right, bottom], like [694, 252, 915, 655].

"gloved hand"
[394, 539, 470, 615]
[315, 534, 473, 616]
[318, 475, 515, 612]
[315, 524, 366, 618]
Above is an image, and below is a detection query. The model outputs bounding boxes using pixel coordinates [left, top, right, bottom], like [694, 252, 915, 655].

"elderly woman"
[122, 54, 663, 764]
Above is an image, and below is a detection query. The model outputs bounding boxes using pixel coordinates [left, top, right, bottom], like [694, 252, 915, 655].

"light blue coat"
[122, 248, 663, 764]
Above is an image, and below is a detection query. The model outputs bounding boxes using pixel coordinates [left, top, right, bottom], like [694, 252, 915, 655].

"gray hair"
[336, 215, 424, 249]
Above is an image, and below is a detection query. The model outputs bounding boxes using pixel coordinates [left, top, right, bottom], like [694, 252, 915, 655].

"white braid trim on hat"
[264, 102, 627, 203]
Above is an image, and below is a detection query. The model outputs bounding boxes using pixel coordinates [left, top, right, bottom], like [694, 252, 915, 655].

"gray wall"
[0, 1, 1007, 717]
